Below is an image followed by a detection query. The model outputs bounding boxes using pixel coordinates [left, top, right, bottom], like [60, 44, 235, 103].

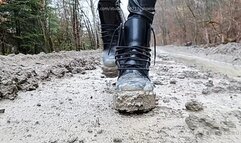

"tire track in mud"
[157, 49, 241, 79]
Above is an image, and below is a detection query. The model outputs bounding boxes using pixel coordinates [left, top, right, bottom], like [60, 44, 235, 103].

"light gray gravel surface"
[0, 46, 241, 143]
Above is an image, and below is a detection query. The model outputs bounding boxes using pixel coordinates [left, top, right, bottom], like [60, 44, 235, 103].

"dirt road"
[0, 45, 241, 143]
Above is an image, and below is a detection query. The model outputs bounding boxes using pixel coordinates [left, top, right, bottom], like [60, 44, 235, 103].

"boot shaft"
[118, 0, 156, 47]
[115, 0, 157, 78]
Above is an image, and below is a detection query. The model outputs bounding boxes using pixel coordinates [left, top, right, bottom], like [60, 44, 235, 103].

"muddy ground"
[0, 45, 241, 143]
[0, 51, 100, 100]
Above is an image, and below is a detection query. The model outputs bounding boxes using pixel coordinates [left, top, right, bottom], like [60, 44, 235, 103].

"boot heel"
[102, 66, 118, 78]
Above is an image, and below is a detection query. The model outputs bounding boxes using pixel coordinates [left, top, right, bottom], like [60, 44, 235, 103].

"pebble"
[185, 100, 203, 111]
[67, 137, 78, 143]
[97, 129, 104, 134]
[212, 86, 225, 93]
[113, 138, 122, 143]
[88, 129, 93, 133]
[177, 74, 185, 79]
[202, 88, 210, 95]
[0, 109, 5, 113]
[205, 79, 214, 87]
[163, 98, 170, 103]
[170, 79, 177, 84]
[153, 80, 164, 85]
[35, 121, 40, 125]
[222, 121, 236, 128]
[81, 71, 86, 75]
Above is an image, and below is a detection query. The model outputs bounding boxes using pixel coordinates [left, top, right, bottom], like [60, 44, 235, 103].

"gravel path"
[0, 46, 241, 143]
[160, 43, 241, 66]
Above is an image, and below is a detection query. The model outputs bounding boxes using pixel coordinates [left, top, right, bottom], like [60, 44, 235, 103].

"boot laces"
[108, 24, 157, 78]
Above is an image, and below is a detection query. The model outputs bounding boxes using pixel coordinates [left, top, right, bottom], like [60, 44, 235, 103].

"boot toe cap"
[116, 74, 154, 91]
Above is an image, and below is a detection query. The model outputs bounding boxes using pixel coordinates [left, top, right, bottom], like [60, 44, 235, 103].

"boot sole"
[102, 66, 118, 78]
[113, 90, 157, 113]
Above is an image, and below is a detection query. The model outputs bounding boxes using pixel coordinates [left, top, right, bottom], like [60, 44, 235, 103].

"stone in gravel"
[185, 100, 203, 112]
[51, 68, 67, 78]
[97, 129, 104, 134]
[113, 138, 122, 143]
[170, 79, 177, 84]
[0, 109, 5, 113]
[177, 74, 185, 79]
[72, 67, 82, 74]
[185, 115, 201, 130]
[49, 140, 58, 143]
[205, 79, 214, 87]
[163, 98, 170, 103]
[194, 128, 205, 138]
[153, 80, 164, 85]
[85, 65, 96, 70]
[81, 71, 86, 75]
[212, 86, 225, 93]
[88, 129, 93, 133]
[202, 88, 210, 95]
[65, 73, 73, 77]
[229, 110, 241, 122]
[182, 71, 201, 79]
[222, 121, 236, 128]
[67, 137, 78, 143]
[159, 66, 169, 72]
[35, 121, 40, 125]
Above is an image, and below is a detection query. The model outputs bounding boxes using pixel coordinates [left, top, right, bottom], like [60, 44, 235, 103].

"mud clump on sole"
[113, 90, 156, 113]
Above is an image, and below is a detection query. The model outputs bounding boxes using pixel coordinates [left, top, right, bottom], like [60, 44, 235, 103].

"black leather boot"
[98, 0, 124, 77]
[113, 0, 157, 113]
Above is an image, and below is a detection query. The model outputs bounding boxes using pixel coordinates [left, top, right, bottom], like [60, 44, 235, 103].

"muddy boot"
[98, 0, 124, 77]
[113, 0, 157, 113]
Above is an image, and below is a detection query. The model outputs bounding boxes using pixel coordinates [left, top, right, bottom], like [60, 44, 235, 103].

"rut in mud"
[0, 45, 241, 143]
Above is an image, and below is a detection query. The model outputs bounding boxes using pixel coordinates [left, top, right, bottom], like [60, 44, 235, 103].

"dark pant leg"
[98, 0, 123, 50]
[128, 0, 157, 23]
[98, 0, 123, 25]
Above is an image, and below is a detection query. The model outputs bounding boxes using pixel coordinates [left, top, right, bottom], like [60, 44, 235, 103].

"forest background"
[0, 0, 240, 55]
